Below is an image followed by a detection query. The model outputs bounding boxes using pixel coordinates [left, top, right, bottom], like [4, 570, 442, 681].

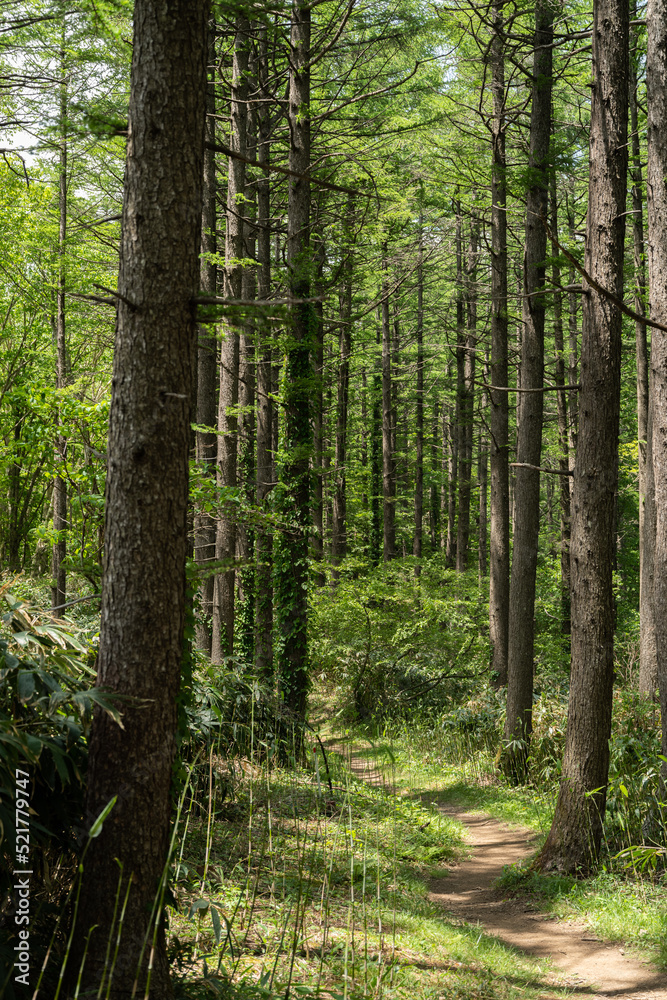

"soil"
[341, 748, 667, 999]
[430, 806, 667, 999]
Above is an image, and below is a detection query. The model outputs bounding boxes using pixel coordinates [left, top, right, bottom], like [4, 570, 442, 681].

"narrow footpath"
[343, 748, 667, 999]
[430, 806, 667, 1000]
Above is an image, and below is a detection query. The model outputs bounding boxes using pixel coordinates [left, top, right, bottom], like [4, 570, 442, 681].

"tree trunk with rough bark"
[236, 85, 257, 664]
[646, 0, 667, 764]
[551, 168, 571, 638]
[311, 218, 326, 585]
[381, 247, 395, 561]
[503, 0, 552, 781]
[489, 2, 510, 685]
[370, 325, 382, 565]
[75, 3, 206, 994]
[538, 0, 628, 872]
[430, 395, 439, 550]
[629, 22, 657, 697]
[414, 228, 424, 572]
[455, 201, 469, 572]
[194, 16, 217, 653]
[459, 217, 478, 572]
[52, 36, 68, 614]
[255, 24, 274, 678]
[211, 17, 249, 662]
[478, 431, 488, 581]
[275, 0, 312, 725]
[566, 182, 579, 464]
[445, 395, 457, 566]
[331, 197, 354, 571]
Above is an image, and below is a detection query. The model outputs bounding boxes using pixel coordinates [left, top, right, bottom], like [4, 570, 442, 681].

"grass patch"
[333, 723, 554, 835]
[167, 746, 580, 999]
[336, 719, 667, 974]
[495, 862, 667, 970]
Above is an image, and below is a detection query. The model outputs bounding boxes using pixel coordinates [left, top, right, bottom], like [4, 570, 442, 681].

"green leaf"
[25, 733, 43, 757]
[210, 903, 221, 945]
[89, 796, 117, 838]
[17, 670, 35, 701]
[187, 898, 210, 919]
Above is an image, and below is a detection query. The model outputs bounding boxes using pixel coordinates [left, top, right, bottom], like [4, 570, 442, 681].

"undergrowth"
[3, 560, 667, 996]
[166, 746, 577, 1000]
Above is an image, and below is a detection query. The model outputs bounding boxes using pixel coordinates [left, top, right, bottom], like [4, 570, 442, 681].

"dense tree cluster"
[1, 0, 667, 994]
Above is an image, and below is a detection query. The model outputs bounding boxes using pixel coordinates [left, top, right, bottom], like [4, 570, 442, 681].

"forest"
[1, 0, 667, 997]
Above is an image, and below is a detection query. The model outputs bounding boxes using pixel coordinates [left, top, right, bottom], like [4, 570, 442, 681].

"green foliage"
[0, 585, 119, 997]
[311, 560, 489, 722]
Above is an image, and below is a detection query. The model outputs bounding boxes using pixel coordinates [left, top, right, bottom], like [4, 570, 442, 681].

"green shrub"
[0, 585, 119, 998]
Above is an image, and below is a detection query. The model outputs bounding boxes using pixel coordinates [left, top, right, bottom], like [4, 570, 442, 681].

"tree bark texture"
[647, 0, 667, 764]
[445, 397, 457, 566]
[76, 2, 206, 994]
[430, 396, 440, 550]
[504, 0, 552, 781]
[236, 96, 257, 663]
[52, 40, 68, 613]
[550, 168, 571, 638]
[629, 23, 658, 697]
[478, 431, 488, 581]
[194, 17, 218, 653]
[566, 182, 579, 463]
[381, 247, 395, 561]
[255, 24, 274, 677]
[311, 216, 326, 585]
[489, 3, 510, 685]
[413, 228, 424, 571]
[211, 17, 249, 662]
[331, 196, 354, 570]
[455, 201, 471, 572]
[538, 0, 628, 872]
[275, 0, 312, 724]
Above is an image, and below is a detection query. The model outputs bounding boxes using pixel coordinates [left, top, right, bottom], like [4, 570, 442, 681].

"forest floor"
[344, 745, 667, 1000]
[429, 806, 667, 999]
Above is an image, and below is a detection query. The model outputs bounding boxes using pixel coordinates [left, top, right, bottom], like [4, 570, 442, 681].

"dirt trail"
[431, 807, 667, 999]
[342, 749, 667, 999]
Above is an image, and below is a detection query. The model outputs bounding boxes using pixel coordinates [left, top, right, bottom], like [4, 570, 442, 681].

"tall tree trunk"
[211, 18, 249, 661]
[489, 1, 510, 684]
[457, 212, 478, 572]
[392, 301, 401, 541]
[52, 36, 68, 613]
[454, 200, 466, 569]
[361, 366, 368, 519]
[275, 0, 312, 724]
[8, 409, 22, 570]
[445, 396, 457, 565]
[75, 3, 206, 994]
[237, 85, 257, 664]
[503, 0, 553, 781]
[478, 430, 488, 581]
[370, 325, 382, 565]
[194, 16, 218, 653]
[413, 225, 424, 572]
[430, 395, 439, 550]
[647, 0, 667, 767]
[566, 182, 579, 464]
[381, 248, 395, 561]
[629, 22, 657, 696]
[311, 220, 326, 585]
[331, 196, 354, 571]
[255, 24, 274, 678]
[550, 168, 571, 638]
[538, 0, 628, 872]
